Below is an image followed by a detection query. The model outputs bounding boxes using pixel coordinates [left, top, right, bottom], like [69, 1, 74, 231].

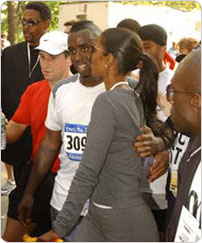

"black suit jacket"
[1, 41, 43, 119]
[1, 42, 44, 180]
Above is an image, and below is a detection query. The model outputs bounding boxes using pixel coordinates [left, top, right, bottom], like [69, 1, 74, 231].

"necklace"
[27, 43, 40, 78]
[110, 81, 129, 91]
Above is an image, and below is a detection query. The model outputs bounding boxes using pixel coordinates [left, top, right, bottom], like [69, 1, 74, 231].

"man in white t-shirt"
[138, 24, 174, 240]
[17, 20, 103, 241]
[139, 24, 173, 121]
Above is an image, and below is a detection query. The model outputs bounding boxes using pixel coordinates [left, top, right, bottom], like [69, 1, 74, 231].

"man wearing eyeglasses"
[1, 2, 51, 188]
[166, 48, 201, 242]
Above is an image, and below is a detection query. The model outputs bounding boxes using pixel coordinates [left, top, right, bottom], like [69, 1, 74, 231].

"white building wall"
[59, 2, 108, 31]
[59, 1, 201, 48]
[107, 2, 201, 47]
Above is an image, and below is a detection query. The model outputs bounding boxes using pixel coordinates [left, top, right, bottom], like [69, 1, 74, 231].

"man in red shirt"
[3, 30, 72, 242]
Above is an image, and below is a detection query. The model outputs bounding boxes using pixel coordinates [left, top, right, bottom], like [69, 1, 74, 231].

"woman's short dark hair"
[25, 2, 51, 20]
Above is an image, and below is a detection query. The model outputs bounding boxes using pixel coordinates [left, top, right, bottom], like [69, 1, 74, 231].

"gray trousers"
[75, 202, 159, 242]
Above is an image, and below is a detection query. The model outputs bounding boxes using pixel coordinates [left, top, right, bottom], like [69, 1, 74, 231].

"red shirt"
[12, 80, 60, 172]
[164, 51, 175, 70]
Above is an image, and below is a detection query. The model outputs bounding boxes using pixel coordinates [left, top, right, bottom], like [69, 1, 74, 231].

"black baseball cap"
[139, 24, 167, 46]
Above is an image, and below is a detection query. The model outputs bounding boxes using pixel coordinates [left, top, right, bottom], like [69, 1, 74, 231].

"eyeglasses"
[166, 84, 201, 104]
[93, 45, 104, 52]
[21, 19, 42, 27]
[92, 45, 108, 56]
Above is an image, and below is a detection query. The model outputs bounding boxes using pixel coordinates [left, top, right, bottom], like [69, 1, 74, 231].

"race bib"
[175, 163, 201, 242]
[64, 123, 87, 162]
[174, 206, 201, 242]
[170, 134, 190, 194]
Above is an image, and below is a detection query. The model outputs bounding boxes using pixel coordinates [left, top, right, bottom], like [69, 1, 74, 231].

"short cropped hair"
[64, 20, 76, 27]
[117, 18, 141, 34]
[25, 2, 51, 20]
[70, 20, 101, 38]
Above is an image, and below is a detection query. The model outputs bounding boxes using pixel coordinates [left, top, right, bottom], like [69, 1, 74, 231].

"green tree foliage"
[122, 1, 201, 12]
[1, 2, 9, 32]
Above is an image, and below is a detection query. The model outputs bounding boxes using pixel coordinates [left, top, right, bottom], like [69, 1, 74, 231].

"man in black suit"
[166, 48, 201, 242]
[1, 2, 51, 185]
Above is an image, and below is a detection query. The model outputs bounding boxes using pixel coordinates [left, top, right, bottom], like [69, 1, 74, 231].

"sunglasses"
[21, 19, 42, 27]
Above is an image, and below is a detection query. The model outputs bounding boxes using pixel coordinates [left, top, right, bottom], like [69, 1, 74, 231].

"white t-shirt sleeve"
[158, 68, 173, 94]
[158, 78, 171, 95]
[45, 92, 61, 131]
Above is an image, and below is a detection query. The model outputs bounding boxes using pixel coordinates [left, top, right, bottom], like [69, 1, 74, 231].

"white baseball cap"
[35, 31, 68, 55]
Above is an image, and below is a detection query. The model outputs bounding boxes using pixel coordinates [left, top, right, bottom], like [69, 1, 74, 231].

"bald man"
[166, 48, 201, 242]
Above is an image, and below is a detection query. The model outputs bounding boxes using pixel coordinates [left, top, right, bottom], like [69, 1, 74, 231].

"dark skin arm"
[148, 151, 170, 182]
[134, 125, 166, 157]
[17, 128, 62, 228]
[134, 125, 171, 182]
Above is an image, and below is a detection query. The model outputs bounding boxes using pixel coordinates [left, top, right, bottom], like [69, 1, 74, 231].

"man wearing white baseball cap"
[3, 30, 71, 242]
[36, 30, 70, 55]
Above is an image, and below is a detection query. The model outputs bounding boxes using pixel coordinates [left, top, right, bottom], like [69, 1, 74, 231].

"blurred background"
[1, 1, 201, 49]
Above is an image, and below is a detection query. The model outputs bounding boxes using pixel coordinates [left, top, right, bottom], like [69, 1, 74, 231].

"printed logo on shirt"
[64, 123, 87, 162]
[170, 134, 190, 167]
[169, 134, 190, 194]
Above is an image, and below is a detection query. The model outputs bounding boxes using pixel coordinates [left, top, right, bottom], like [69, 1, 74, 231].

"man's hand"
[38, 230, 60, 242]
[17, 129, 61, 228]
[148, 151, 170, 182]
[134, 125, 165, 157]
[18, 194, 34, 228]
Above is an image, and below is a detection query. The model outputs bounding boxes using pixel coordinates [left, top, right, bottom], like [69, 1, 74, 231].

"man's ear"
[191, 93, 201, 111]
[44, 20, 50, 31]
[163, 45, 167, 53]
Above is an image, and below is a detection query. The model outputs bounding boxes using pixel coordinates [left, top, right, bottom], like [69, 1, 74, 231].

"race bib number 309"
[64, 123, 87, 162]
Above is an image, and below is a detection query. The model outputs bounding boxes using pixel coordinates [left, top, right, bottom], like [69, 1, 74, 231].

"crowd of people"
[1, 2, 201, 242]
